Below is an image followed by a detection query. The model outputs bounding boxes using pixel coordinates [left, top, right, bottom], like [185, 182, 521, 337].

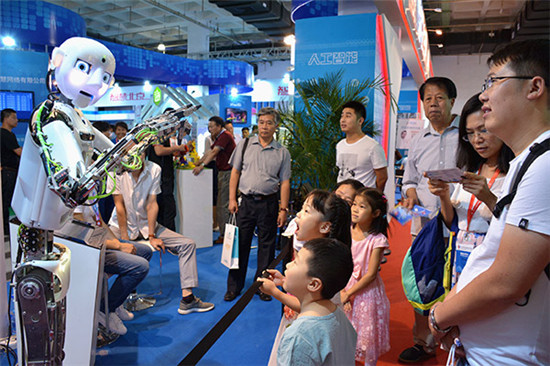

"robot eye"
[102, 72, 111, 84]
[75, 59, 91, 74]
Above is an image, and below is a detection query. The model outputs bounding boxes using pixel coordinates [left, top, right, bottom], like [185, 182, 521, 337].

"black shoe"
[384, 248, 392, 256]
[256, 290, 272, 302]
[398, 344, 435, 363]
[381, 256, 387, 264]
[224, 291, 239, 301]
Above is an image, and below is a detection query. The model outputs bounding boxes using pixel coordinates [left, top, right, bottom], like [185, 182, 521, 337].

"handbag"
[221, 213, 239, 269]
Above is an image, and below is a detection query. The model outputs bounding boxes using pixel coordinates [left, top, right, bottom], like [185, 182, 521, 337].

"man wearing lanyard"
[400, 77, 460, 363]
[224, 107, 291, 302]
[193, 116, 236, 244]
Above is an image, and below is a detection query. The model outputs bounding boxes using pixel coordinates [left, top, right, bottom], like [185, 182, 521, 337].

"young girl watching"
[341, 187, 390, 366]
[259, 189, 351, 365]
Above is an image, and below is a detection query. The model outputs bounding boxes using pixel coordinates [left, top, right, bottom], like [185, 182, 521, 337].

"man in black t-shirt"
[1, 108, 22, 234]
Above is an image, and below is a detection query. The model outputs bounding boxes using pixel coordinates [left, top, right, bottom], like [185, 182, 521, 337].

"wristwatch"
[148, 233, 156, 239]
[279, 207, 289, 213]
[430, 305, 451, 334]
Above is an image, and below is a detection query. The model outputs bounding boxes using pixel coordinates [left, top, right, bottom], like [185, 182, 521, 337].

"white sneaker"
[115, 305, 134, 321]
[98, 311, 127, 335]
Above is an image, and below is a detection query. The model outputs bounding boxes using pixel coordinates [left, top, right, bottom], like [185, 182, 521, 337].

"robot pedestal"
[10, 220, 106, 366]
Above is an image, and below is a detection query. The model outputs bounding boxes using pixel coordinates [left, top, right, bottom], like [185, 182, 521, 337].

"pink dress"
[345, 233, 390, 365]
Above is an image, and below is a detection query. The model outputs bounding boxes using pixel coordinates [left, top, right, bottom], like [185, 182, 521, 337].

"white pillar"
[187, 23, 210, 96]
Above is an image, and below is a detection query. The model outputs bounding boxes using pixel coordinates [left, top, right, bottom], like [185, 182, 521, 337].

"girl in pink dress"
[341, 188, 390, 366]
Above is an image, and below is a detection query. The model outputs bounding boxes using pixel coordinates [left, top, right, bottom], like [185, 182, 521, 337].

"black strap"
[493, 138, 550, 218]
[241, 137, 249, 164]
[178, 241, 290, 366]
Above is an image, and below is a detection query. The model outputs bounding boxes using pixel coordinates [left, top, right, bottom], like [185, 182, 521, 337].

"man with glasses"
[428, 39, 549, 366]
[224, 107, 291, 302]
[399, 77, 460, 363]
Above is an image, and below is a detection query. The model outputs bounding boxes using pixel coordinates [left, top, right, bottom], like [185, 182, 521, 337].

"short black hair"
[92, 121, 112, 133]
[342, 101, 366, 120]
[303, 238, 353, 300]
[307, 190, 352, 247]
[115, 121, 128, 131]
[242, 127, 249, 132]
[209, 116, 225, 127]
[488, 39, 549, 87]
[1, 108, 16, 123]
[335, 179, 365, 192]
[419, 77, 457, 101]
[456, 93, 514, 173]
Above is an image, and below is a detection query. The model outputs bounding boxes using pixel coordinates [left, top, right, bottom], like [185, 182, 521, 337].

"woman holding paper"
[426, 93, 514, 286]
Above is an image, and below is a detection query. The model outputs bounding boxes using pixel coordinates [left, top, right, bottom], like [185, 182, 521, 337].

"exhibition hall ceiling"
[43, 0, 293, 63]
[424, 0, 549, 55]
[44, 0, 548, 61]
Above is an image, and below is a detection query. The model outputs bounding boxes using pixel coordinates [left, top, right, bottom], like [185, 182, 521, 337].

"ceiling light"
[437, 44, 444, 48]
[157, 43, 166, 52]
[425, 7, 442, 13]
[284, 35, 295, 46]
[2, 36, 15, 47]
[435, 29, 443, 36]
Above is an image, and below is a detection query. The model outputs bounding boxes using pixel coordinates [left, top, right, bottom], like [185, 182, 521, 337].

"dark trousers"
[1, 170, 17, 234]
[226, 194, 278, 293]
[157, 181, 176, 231]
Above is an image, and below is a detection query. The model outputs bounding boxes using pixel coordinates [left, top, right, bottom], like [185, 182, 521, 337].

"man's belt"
[241, 192, 277, 201]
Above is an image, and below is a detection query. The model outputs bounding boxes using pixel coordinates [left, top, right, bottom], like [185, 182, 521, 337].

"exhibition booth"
[0, 0, 440, 364]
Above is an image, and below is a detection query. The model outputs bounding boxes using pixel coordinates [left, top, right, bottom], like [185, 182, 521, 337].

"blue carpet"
[2, 236, 284, 366]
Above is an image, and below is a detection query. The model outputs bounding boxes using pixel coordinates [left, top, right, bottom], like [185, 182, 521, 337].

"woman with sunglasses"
[426, 93, 514, 286]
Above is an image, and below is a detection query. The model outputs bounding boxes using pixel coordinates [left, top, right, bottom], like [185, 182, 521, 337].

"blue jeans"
[101, 242, 152, 312]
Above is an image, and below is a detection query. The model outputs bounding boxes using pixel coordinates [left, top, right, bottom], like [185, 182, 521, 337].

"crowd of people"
[1, 39, 548, 365]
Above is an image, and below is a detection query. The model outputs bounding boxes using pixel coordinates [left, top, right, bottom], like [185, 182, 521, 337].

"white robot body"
[12, 127, 77, 230]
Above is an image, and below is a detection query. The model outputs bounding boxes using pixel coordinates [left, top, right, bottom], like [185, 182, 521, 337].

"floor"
[0, 222, 452, 365]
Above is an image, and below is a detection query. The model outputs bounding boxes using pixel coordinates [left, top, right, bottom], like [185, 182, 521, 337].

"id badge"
[453, 231, 485, 286]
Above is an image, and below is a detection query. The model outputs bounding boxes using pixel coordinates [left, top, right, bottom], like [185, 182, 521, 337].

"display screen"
[0, 91, 35, 121]
[225, 107, 247, 124]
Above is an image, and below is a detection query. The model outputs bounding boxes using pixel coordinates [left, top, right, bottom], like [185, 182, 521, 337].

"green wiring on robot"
[34, 102, 63, 177]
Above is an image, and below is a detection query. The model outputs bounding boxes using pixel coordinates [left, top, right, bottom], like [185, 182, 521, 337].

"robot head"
[50, 37, 116, 108]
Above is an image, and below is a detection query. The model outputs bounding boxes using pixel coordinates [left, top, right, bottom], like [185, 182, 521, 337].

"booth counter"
[175, 169, 213, 249]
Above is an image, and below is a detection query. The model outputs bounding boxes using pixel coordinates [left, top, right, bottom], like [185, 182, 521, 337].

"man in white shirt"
[336, 101, 388, 191]
[108, 154, 214, 315]
[399, 77, 459, 363]
[429, 39, 549, 366]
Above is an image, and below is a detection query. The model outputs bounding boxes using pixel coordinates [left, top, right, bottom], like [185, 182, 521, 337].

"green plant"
[278, 70, 391, 200]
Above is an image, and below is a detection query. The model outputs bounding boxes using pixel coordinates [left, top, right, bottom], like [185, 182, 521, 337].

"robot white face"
[51, 37, 116, 108]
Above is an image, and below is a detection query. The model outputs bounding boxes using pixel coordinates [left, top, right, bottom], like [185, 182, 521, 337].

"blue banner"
[295, 13, 378, 123]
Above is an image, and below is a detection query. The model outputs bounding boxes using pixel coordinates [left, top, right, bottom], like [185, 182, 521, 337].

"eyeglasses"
[462, 129, 489, 142]
[481, 76, 533, 92]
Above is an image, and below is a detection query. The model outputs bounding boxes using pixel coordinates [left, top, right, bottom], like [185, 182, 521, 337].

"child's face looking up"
[295, 196, 329, 242]
[283, 247, 313, 296]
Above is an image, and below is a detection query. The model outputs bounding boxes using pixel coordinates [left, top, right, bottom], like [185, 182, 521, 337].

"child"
[340, 188, 390, 366]
[260, 190, 351, 365]
[277, 238, 357, 366]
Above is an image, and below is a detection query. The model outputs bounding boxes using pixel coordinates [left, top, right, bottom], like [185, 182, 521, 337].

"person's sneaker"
[97, 311, 127, 335]
[384, 248, 392, 256]
[178, 296, 215, 315]
[398, 344, 435, 363]
[115, 305, 134, 321]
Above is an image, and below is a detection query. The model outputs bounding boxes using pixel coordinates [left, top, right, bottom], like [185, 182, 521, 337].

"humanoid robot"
[10, 37, 198, 365]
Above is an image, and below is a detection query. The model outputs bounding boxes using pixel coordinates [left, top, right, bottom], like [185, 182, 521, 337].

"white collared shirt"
[108, 161, 162, 240]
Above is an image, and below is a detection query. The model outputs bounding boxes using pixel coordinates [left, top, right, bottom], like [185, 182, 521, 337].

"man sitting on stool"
[108, 154, 214, 315]
[73, 204, 152, 336]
